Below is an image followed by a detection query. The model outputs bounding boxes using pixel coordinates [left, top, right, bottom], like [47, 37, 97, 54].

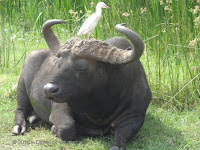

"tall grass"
[0, 0, 199, 110]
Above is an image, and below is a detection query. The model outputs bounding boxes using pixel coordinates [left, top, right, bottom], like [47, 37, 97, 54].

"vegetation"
[0, 0, 199, 149]
[0, 0, 199, 110]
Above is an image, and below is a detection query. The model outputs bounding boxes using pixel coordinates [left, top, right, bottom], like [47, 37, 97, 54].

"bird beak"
[105, 5, 110, 9]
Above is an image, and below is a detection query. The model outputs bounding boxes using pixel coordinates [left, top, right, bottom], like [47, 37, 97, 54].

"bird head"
[97, 2, 110, 9]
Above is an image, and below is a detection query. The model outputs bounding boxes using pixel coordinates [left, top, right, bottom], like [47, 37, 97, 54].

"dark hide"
[13, 20, 151, 150]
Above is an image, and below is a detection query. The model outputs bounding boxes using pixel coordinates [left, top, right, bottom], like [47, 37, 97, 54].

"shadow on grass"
[2, 112, 185, 150]
[126, 113, 185, 150]
[70, 112, 186, 150]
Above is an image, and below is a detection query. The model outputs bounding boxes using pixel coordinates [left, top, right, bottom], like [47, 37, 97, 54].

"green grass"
[0, 75, 199, 150]
[0, 0, 199, 110]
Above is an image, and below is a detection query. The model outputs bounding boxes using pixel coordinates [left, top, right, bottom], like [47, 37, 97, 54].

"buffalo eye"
[73, 59, 89, 71]
[56, 52, 61, 58]
[56, 49, 70, 58]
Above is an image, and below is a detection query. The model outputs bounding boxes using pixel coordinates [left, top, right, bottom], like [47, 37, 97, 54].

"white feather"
[77, 2, 110, 38]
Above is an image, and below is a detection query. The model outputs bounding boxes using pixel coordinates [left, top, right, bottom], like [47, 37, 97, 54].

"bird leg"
[89, 34, 92, 39]
[85, 34, 88, 39]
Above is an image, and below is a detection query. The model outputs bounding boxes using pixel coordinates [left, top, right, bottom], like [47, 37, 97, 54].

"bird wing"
[77, 13, 99, 36]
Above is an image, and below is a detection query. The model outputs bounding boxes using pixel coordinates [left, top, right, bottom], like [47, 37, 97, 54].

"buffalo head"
[43, 20, 144, 111]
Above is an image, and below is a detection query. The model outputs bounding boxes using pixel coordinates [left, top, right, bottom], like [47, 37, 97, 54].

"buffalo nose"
[44, 83, 59, 98]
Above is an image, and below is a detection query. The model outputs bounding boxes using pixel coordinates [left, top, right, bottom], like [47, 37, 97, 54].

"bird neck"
[95, 6, 102, 17]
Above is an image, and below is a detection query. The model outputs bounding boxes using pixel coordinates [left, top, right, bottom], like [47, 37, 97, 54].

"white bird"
[77, 2, 110, 39]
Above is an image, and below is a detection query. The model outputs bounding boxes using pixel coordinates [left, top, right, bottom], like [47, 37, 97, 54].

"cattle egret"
[77, 2, 110, 39]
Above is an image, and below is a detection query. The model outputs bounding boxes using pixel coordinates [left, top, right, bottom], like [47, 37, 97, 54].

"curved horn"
[70, 24, 144, 64]
[42, 19, 66, 54]
[115, 23, 144, 61]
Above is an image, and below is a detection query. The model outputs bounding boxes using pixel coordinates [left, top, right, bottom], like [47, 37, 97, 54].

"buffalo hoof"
[51, 125, 76, 141]
[12, 119, 26, 135]
[29, 115, 40, 128]
[12, 125, 26, 135]
[109, 146, 120, 150]
[51, 125, 56, 134]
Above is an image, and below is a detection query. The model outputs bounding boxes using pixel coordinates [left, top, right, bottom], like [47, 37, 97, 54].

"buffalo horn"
[71, 24, 144, 64]
[71, 40, 134, 64]
[42, 19, 66, 54]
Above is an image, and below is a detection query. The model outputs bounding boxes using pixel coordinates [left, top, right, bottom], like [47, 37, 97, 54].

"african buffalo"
[13, 19, 152, 150]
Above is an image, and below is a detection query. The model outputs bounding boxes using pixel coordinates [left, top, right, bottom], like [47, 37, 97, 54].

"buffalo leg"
[49, 102, 77, 141]
[109, 114, 145, 150]
[13, 76, 32, 135]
